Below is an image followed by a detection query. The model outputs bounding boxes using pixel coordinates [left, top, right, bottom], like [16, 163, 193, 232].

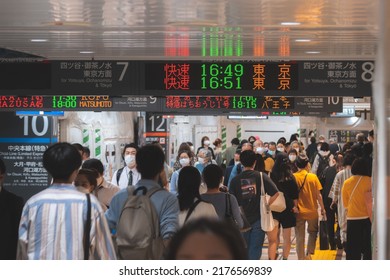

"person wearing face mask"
[276, 142, 286, 153]
[197, 136, 215, 160]
[195, 149, 213, 174]
[311, 142, 331, 179]
[111, 143, 140, 189]
[170, 150, 193, 195]
[287, 149, 298, 173]
[264, 141, 277, 174]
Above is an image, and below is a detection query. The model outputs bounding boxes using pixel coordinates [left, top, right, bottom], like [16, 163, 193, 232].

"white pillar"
[373, 0, 390, 260]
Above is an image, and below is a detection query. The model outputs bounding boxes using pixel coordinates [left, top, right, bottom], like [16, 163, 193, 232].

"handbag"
[319, 218, 329, 250]
[259, 172, 275, 232]
[266, 191, 286, 212]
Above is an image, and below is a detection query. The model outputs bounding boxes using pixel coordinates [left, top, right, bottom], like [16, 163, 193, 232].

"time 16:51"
[201, 63, 244, 90]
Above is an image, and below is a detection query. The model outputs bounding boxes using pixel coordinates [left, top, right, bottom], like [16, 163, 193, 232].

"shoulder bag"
[260, 172, 275, 232]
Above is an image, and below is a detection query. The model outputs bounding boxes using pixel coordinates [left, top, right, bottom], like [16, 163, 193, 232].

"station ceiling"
[0, 0, 379, 60]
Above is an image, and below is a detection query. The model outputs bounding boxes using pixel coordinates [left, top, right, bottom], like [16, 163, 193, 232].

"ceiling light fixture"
[30, 39, 48, 42]
[281, 22, 301, 26]
[295, 39, 311, 42]
[79, 51, 94, 54]
[306, 51, 321, 54]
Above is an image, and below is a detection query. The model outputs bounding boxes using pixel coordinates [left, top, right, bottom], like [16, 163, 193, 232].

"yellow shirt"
[342, 175, 371, 219]
[264, 157, 275, 173]
[293, 169, 322, 220]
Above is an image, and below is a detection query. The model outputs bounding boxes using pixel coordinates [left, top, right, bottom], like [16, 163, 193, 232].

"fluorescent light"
[295, 39, 311, 42]
[30, 39, 47, 42]
[79, 51, 94, 54]
[306, 51, 321, 54]
[281, 22, 301, 26]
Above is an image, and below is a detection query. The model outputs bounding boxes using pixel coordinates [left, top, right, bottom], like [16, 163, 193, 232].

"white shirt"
[111, 166, 140, 190]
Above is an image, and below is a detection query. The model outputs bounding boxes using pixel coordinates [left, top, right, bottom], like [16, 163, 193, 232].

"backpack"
[116, 167, 125, 184]
[116, 185, 164, 260]
[317, 154, 330, 181]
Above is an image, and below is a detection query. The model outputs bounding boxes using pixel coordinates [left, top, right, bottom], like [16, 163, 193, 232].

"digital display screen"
[145, 62, 298, 91]
[0, 62, 51, 89]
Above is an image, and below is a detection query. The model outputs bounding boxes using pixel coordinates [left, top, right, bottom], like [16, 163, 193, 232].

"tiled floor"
[260, 229, 346, 260]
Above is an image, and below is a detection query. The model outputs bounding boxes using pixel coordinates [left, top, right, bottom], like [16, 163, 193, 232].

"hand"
[292, 206, 299, 214]
[321, 208, 326, 217]
[330, 202, 337, 210]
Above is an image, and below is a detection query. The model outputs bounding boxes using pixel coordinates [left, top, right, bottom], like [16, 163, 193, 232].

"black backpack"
[317, 154, 330, 181]
[116, 167, 125, 184]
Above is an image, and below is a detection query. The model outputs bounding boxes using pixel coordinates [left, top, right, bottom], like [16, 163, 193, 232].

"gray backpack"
[116, 185, 164, 259]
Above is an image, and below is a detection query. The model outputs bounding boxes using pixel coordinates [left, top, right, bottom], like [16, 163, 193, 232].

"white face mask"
[256, 147, 265, 154]
[179, 158, 190, 167]
[198, 157, 205, 164]
[277, 147, 285, 152]
[204, 140, 210, 146]
[289, 155, 297, 162]
[125, 155, 136, 167]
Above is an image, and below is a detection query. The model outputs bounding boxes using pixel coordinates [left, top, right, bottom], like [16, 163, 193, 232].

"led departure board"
[0, 60, 373, 97]
[0, 95, 342, 114]
[146, 62, 298, 91]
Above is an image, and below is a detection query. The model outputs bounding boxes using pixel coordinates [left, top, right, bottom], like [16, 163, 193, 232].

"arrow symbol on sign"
[149, 96, 157, 104]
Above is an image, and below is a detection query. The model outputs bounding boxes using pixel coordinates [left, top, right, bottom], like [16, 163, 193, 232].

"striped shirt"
[17, 184, 116, 260]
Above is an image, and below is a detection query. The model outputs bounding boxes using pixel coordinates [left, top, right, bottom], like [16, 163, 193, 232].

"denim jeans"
[243, 219, 265, 260]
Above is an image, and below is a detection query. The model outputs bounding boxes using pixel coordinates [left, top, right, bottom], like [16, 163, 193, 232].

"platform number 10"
[361, 62, 374, 82]
[19, 116, 49, 136]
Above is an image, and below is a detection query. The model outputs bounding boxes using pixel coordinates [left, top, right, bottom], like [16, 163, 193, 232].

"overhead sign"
[0, 95, 163, 112]
[0, 60, 373, 97]
[328, 130, 369, 143]
[0, 95, 343, 114]
[0, 112, 56, 202]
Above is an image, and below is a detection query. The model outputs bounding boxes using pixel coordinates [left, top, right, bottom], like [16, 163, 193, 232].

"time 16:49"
[201, 63, 244, 90]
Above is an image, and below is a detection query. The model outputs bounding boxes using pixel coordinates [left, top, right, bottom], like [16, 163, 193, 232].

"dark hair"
[248, 136, 256, 143]
[176, 149, 192, 161]
[82, 158, 104, 175]
[43, 142, 82, 181]
[369, 130, 374, 137]
[213, 138, 222, 147]
[295, 153, 309, 169]
[201, 136, 210, 146]
[277, 137, 287, 145]
[240, 150, 256, 168]
[136, 144, 164, 179]
[268, 141, 276, 147]
[288, 149, 298, 156]
[240, 139, 248, 146]
[351, 158, 371, 177]
[203, 164, 223, 189]
[356, 133, 365, 142]
[177, 166, 201, 211]
[343, 151, 356, 166]
[178, 142, 191, 153]
[76, 168, 99, 188]
[289, 133, 299, 142]
[254, 154, 265, 172]
[0, 157, 6, 174]
[271, 152, 293, 182]
[310, 137, 316, 144]
[122, 143, 139, 158]
[320, 142, 330, 152]
[186, 141, 194, 147]
[72, 143, 84, 153]
[83, 146, 90, 157]
[231, 138, 240, 145]
[165, 218, 247, 260]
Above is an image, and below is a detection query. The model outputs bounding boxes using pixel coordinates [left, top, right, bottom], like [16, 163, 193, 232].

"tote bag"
[260, 172, 275, 232]
[266, 191, 286, 212]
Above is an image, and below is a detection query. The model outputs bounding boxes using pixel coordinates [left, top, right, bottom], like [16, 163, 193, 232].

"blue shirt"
[105, 179, 179, 239]
[18, 184, 116, 260]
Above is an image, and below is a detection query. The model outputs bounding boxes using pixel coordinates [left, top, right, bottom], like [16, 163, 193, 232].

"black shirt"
[229, 170, 278, 224]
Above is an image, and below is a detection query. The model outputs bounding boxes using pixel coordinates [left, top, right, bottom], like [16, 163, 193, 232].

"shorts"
[273, 209, 296, 229]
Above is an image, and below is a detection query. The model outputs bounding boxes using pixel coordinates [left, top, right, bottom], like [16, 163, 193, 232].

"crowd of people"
[0, 130, 374, 260]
